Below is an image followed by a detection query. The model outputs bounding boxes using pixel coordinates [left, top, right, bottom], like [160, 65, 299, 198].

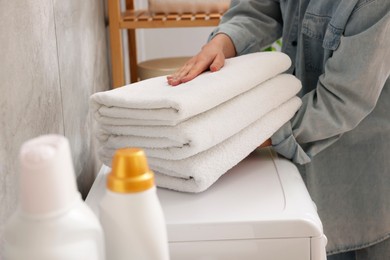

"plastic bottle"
[3, 134, 105, 260]
[99, 148, 169, 260]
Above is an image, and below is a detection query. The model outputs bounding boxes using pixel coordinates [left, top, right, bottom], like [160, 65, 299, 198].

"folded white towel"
[97, 74, 301, 160]
[90, 52, 291, 126]
[100, 97, 302, 193]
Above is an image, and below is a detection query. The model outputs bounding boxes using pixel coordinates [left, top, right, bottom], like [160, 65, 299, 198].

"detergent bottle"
[99, 148, 169, 260]
[3, 134, 105, 260]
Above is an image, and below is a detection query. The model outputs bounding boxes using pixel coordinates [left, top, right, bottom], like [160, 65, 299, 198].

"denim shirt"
[210, 0, 390, 254]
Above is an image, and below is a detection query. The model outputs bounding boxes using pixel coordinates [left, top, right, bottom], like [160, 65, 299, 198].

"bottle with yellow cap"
[99, 148, 169, 260]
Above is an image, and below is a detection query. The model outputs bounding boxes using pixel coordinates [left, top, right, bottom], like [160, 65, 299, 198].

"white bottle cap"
[19, 134, 78, 215]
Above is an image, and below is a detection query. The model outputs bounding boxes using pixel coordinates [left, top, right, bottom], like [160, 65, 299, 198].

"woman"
[168, 1, 390, 259]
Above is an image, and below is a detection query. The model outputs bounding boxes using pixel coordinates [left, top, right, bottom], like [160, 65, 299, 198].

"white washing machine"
[86, 148, 327, 260]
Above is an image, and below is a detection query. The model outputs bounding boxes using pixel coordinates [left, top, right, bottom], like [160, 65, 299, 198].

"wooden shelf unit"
[108, 0, 222, 88]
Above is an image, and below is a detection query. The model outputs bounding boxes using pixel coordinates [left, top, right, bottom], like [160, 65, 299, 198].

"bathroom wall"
[0, 0, 109, 252]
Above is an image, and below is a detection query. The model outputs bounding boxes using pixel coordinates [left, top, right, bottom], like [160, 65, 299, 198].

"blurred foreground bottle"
[4, 134, 105, 260]
[99, 148, 169, 260]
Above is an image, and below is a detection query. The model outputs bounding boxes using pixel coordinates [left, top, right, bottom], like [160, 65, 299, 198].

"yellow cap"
[107, 148, 155, 193]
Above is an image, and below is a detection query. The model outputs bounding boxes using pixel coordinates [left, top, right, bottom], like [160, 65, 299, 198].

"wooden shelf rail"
[108, 0, 222, 88]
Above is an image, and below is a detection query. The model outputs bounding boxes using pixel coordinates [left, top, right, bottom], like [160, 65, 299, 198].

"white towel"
[100, 97, 302, 193]
[97, 74, 301, 160]
[90, 52, 291, 126]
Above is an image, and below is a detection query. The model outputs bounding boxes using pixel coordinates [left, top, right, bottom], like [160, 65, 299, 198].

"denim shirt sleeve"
[208, 0, 283, 55]
[272, 2, 390, 165]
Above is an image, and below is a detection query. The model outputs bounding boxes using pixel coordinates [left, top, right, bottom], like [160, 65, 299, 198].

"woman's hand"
[259, 138, 272, 148]
[167, 33, 236, 86]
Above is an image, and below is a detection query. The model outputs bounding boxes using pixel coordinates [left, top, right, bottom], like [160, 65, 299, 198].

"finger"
[210, 53, 225, 72]
[175, 64, 193, 81]
[180, 60, 210, 83]
[167, 75, 177, 85]
[167, 62, 193, 86]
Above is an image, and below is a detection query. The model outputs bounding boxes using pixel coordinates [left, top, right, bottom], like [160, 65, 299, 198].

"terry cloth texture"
[90, 52, 291, 126]
[97, 74, 301, 160]
[100, 98, 302, 193]
[90, 52, 301, 192]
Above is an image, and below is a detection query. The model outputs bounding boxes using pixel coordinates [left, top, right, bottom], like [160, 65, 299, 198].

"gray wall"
[0, 0, 109, 252]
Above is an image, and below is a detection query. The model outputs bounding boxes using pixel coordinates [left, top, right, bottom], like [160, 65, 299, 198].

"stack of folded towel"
[90, 52, 302, 193]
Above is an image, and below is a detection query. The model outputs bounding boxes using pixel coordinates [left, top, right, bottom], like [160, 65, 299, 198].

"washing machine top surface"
[157, 148, 323, 242]
[86, 148, 323, 243]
